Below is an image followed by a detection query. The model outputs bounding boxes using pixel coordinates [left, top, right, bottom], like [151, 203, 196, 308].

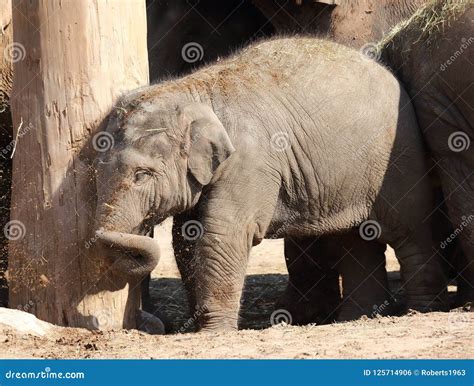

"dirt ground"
[1, 220, 472, 359]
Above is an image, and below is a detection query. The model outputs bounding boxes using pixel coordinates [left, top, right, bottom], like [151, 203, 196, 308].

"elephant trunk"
[95, 230, 160, 277]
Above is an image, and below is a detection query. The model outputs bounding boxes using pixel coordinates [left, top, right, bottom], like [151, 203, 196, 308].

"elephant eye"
[134, 169, 153, 184]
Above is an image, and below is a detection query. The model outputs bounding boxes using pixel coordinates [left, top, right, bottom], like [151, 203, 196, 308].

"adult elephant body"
[146, 0, 272, 82]
[95, 37, 447, 330]
[380, 0, 474, 304]
[253, 0, 428, 47]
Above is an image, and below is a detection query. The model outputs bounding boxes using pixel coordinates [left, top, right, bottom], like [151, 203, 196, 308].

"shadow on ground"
[148, 274, 288, 333]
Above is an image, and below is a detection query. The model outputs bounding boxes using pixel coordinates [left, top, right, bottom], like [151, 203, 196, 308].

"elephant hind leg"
[438, 161, 474, 305]
[389, 230, 449, 312]
[276, 236, 341, 325]
[278, 233, 396, 324]
[337, 234, 395, 322]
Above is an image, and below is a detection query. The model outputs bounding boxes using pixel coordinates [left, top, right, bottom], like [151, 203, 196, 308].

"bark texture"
[8, 0, 149, 329]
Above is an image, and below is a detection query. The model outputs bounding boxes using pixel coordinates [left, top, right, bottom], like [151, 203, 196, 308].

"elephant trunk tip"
[95, 230, 161, 278]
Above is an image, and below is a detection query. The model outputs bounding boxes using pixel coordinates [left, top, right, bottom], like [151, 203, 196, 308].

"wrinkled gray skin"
[95, 37, 448, 330]
[146, 0, 434, 324]
[380, 1, 474, 305]
[143, 0, 272, 315]
[156, 0, 455, 324]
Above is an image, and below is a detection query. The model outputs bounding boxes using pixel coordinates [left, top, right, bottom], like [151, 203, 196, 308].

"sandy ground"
[1, 220, 472, 359]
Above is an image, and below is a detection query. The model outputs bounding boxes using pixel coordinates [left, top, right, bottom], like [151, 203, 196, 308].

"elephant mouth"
[95, 230, 161, 278]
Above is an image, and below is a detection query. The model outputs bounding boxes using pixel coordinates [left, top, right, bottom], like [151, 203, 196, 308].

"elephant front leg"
[172, 210, 201, 315]
[193, 225, 252, 331]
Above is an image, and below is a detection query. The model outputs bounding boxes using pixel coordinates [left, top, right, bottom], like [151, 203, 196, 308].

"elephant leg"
[438, 158, 474, 304]
[276, 236, 341, 325]
[193, 224, 251, 330]
[389, 228, 448, 312]
[172, 209, 200, 314]
[337, 233, 394, 321]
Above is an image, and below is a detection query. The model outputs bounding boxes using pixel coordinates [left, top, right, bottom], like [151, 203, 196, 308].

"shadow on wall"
[0, 14, 13, 308]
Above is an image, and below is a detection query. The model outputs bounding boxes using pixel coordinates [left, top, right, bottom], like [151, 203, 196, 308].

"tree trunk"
[8, 0, 149, 329]
[0, 0, 13, 307]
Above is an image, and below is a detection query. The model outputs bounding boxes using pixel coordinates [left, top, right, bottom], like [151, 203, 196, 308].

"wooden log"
[8, 0, 149, 329]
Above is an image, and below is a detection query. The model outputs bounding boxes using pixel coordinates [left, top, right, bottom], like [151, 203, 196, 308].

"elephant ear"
[181, 104, 235, 185]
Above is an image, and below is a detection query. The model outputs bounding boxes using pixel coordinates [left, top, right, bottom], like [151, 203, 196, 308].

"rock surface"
[0, 307, 57, 337]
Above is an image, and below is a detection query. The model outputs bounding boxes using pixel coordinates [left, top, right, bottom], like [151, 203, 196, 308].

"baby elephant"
[95, 37, 447, 331]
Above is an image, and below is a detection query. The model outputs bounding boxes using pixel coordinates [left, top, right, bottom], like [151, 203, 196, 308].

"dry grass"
[378, 0, 470, 53]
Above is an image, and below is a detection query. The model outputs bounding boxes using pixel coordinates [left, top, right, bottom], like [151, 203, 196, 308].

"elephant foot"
[454, 283, 474, 309]
[405, 292, 450, 313]
[136, 309, 165, 335]
[275, 283, 341, 325]
[337, 296, 398, 322]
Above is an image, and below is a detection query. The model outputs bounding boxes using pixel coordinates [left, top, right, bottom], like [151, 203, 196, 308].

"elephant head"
[94, 95, 235, 277]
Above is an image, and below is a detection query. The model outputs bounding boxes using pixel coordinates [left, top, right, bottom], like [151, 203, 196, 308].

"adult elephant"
[146, 0, 273, 82]
[380, 0, 473, 305]
[252, 0, 428, 47]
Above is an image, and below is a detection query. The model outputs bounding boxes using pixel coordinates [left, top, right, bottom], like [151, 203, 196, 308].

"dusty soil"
[1, 220, 472, 359]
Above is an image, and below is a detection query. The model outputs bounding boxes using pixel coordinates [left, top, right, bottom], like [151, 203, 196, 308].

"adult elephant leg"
[276, 236, 341, 325]
[437, 158, 474, 305]
[385, 211, 448, 312]
[337, 233, 394, 321]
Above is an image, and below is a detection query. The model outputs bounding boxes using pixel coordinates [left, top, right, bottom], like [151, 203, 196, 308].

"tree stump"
[8, 0, 149, 329]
